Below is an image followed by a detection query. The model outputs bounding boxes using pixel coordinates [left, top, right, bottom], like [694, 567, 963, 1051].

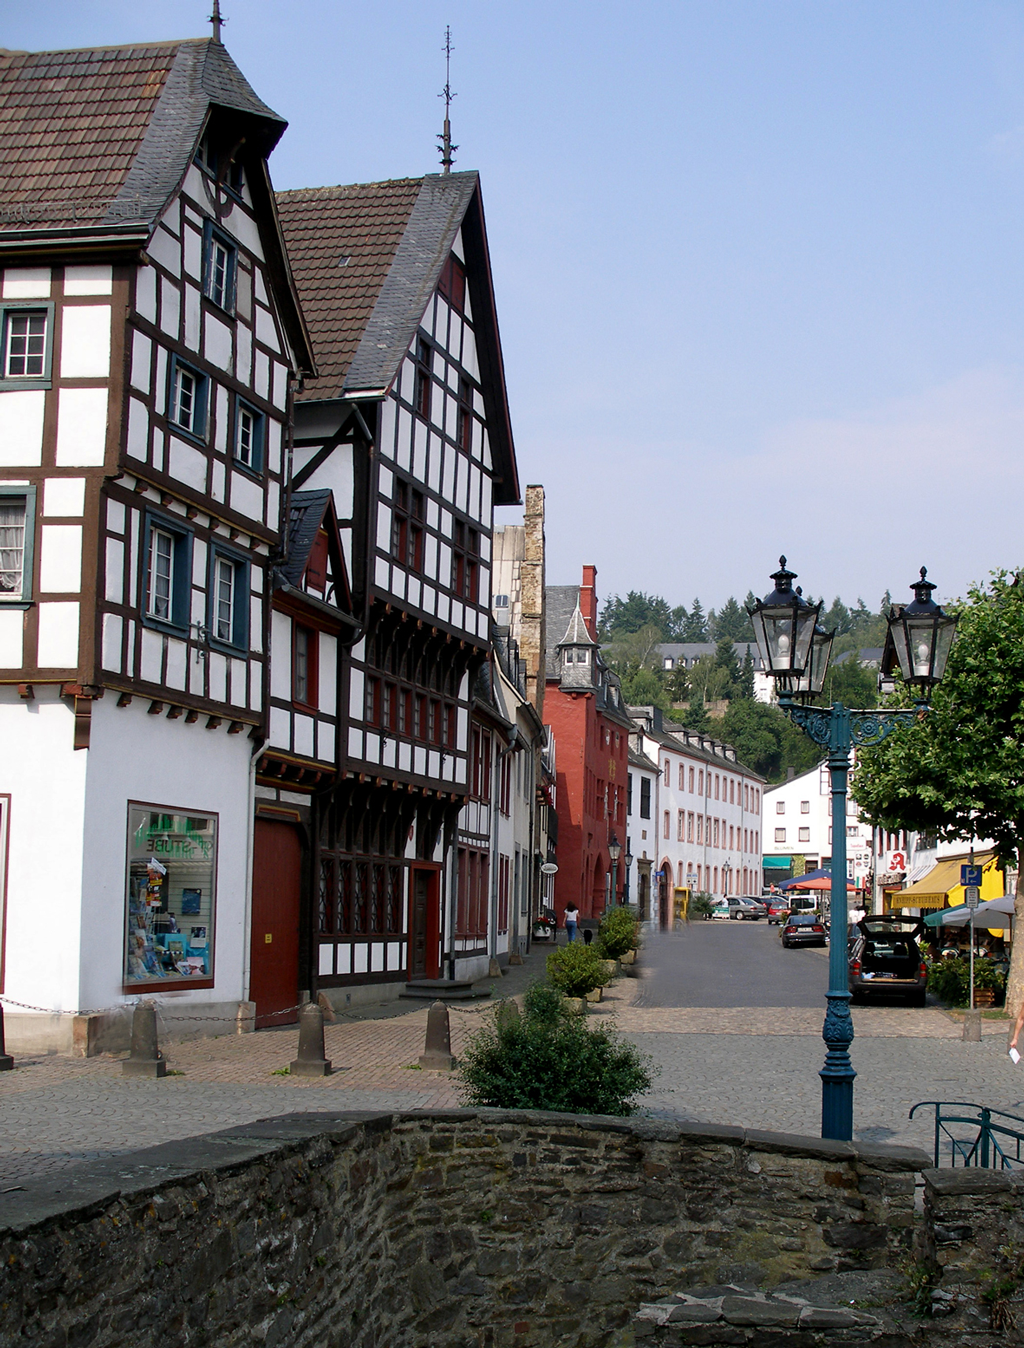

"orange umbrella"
[786, 876, 857, 891]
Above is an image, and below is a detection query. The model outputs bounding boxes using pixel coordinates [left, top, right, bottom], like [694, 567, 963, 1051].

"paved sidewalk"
[2, 947, 1022, 1186]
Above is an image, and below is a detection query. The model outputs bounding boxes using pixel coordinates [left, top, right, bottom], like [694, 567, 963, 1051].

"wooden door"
[409, 867, 440, 979]
[250, 819, 302, 1027]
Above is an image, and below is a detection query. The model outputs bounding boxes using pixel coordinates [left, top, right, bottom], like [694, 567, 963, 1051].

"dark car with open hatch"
[848, 915, 927, 1006]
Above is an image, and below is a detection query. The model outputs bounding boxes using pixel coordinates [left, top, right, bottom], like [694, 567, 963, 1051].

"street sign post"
[963, 880, 981, 1012]
[965, 886, 980, 909]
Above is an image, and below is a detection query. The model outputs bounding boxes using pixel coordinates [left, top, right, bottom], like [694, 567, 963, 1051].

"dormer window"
[194, 133, 244, 194]
[438, 253, 466, 311]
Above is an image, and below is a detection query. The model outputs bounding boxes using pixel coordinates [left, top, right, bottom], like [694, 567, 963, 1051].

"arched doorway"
[659, 858, 672, 929]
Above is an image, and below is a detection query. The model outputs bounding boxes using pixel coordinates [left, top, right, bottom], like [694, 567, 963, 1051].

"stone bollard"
[418, 1000, 455, 1070]
[0, 1004, 13, 1071]
[488, 957, 503, 978]
[122, 1000, 166, 1078]
[290, 1002, 332, 1077]
[963, 1010, 982, 1042]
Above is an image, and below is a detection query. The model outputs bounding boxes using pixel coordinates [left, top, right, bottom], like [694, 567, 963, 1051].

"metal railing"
[910, 1101, 1024, 1169]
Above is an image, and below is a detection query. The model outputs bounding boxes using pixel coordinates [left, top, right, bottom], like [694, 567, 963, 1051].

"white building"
[625, 744, 660, 926]
[761, 761, 873, 891]
[0, 38, 314, 1052]
[628, 707, 765, 925]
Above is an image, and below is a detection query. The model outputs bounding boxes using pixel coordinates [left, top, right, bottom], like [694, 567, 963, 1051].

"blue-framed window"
[202, 220, 237, 313]
[142, 512, 192, 633]
[0, 303, 55, 390]
[208, 545, 249, 651]
[234, 398, 265, 474]
[169, 357, 209, 441]
[0, 485, 36, 607]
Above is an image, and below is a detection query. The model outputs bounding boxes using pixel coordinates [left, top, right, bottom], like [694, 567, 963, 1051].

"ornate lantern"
[748, 557, 821, 678]
[886, 568, 957, 690]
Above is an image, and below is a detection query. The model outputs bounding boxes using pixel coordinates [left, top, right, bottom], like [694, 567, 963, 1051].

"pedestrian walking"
[564, 902, 579, 944]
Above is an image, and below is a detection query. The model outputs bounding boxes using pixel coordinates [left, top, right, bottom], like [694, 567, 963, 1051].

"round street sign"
[540, 863, 558, 875]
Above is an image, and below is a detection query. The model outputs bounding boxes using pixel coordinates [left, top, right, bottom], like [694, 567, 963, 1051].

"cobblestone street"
[1, 930, 1022, 1186]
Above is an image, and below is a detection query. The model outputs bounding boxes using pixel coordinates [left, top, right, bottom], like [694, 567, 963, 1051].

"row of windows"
[317, 857, 403, 936]
[775, 799, 812, 814]
[662, 759, 761, 813]
[773, 825, 859, 844]
[456, 846, 488, 939]
[364, 676, 457, 750]
[0, 491, 250, 654]
[664, 810, 760, 854]
[389, 474, 480, 600]
[143, 513, 249, 650]
[171, 356, 267, 472]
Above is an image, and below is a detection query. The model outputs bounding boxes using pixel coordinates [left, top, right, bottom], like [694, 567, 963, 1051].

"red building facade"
[544, 567, 632, 922]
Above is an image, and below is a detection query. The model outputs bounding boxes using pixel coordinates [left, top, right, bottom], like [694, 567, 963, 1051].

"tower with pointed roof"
[556, 602, 598, 692]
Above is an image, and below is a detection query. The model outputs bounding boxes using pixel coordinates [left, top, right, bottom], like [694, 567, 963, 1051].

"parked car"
[780, 913, 828, 947]
[767, 899, 791, 926]
[727, 896, 767, 921]
[849, 916, 927, 1006]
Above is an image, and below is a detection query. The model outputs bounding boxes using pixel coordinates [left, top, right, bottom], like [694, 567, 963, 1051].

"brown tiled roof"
[276, 180, 421, 399]
[0, 42, 179, 231]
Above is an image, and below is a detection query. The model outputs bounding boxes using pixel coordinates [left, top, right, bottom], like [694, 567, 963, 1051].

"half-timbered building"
[276, 172, 520, 1004]
[0, 38, 313, 1051]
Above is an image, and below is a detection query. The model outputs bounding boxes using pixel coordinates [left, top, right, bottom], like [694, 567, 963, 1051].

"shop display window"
[124, 805, 217, 988]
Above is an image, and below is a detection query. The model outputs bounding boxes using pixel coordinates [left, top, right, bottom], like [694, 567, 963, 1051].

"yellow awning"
[891, 853, 999, 911]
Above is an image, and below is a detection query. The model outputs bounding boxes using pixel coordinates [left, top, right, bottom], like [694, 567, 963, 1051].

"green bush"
[457, 980, 656, 1115]
[595, 906, 640, 958]
[546, 941, 609, 997]
[926, 956, 1006, 1007]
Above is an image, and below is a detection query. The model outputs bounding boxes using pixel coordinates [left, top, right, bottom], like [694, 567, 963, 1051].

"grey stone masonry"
[0, 1110, 928, 1348]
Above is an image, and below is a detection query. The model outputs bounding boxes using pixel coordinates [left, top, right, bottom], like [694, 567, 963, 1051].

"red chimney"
[580, 565, 598, 640]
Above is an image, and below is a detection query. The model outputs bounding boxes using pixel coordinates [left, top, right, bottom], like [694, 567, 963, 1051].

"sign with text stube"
[961, 864, 983, 888]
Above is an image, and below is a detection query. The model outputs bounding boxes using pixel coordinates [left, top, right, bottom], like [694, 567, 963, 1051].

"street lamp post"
[623, 840, 634, 903]
[749, 559, 957, 1142]
[607, 834, 622, 910]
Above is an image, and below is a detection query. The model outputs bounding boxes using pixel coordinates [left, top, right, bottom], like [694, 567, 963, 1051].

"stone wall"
[0, 1109, 930, 1348]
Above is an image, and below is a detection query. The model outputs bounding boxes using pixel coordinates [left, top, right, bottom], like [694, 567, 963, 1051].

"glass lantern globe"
[779, 622, 835, 702]
[886, 568, 958, 690]
[748, 557, 821, 678]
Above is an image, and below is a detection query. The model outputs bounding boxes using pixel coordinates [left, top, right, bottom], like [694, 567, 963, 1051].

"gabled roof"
[277, 171, 520, 506]
[0, 38, 314, 373]
[279, 489, 351, 611]
[0, 39, 281, 234]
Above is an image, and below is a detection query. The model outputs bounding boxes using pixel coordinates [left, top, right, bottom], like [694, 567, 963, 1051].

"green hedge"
[926, 956, 1006, 1008]
[595, 906, 640, 958]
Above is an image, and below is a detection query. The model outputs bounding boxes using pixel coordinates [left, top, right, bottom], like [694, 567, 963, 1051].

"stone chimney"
[579, 564, 598, 640]
[520, 485, 546, 719]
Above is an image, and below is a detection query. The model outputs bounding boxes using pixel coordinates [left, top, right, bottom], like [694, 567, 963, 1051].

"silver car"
[727, 896, 767, 921]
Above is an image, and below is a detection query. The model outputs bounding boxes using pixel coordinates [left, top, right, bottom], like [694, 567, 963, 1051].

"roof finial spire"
[209, 0, 226, 44]
[437, 25, 457, 173]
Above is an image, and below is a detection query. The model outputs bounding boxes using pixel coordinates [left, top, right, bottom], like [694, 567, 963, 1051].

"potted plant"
[973, 958, 1006, 1008]
[546, 942, 609, 1011]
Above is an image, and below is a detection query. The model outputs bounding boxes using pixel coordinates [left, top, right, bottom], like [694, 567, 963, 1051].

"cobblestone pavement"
[1, 938, 1021, 1185]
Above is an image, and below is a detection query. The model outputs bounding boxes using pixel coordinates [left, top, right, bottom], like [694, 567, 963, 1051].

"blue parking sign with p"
[961, 865, 983, 888]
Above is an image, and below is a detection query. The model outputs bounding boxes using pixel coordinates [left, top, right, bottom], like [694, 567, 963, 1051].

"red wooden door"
[250, 820, 302, 1027]
[409, 866, 440, 979]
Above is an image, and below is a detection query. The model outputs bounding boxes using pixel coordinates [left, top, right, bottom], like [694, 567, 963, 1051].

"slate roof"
[558, 604, 596, 649]
[277, 171, 519, 506]
[280, 490, 332, 589]
[0, 39, 284, 235]
[544, 586, 583, 674]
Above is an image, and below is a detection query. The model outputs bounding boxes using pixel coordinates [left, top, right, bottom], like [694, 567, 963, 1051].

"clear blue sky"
[9, 2, 1024, 614]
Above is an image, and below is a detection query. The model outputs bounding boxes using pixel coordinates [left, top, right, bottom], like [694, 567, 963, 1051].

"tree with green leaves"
[619, 664, 670, 710]
[603, 622, 665, 673]
[681, 599, 708, 642]
[718, 698, 821, 783]
[599, 591, 673, 640]
[853, 571, 1024, 1015]
[710, 596, 752, 643]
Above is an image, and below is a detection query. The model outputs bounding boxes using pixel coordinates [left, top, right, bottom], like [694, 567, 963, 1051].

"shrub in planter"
[689, 892, 717, 920]
[546, 941, 609, 998]
[926, 956, 1007, 1008]
[457, 980, 655, 1115]
[595, 906, 640, 959]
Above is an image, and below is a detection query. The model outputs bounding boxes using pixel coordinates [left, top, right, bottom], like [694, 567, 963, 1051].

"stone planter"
[600, 959, 618, 982]
[584, 987, 603, 1003]
[563, 997, 587, 1015]
[618, 949, 636, 966]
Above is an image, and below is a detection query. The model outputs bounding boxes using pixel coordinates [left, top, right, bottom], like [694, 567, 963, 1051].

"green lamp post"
[749, 560, 957, 1141]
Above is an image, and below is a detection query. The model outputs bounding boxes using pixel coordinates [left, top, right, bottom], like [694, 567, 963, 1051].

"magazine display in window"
[124, 808, 217, 986]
